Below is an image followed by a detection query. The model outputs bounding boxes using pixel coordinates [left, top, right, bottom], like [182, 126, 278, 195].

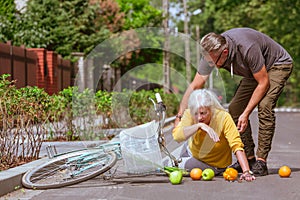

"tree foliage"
[0, 0, 17, 42]
[1, 0, 163, 68]
[116, 0, 163, 30]
[112, 0, 163, 74]
[0, 0, 16, 20]
[11, 0, 117, 58]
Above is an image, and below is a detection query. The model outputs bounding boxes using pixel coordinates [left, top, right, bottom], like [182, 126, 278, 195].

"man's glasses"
[204, 50, 223, 67]
[214, 51, 223, 65]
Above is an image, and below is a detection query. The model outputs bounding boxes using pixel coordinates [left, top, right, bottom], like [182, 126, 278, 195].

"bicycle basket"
[119, 120, 162, 174]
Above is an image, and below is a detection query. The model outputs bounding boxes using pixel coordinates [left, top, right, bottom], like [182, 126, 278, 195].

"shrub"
[0, 74, 50, 170]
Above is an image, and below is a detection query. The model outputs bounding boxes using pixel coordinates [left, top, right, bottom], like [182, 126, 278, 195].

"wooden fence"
[0, 42, 73, 94]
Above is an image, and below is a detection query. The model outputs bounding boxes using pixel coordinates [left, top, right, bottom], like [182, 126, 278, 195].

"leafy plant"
[0, 74, 50, 170]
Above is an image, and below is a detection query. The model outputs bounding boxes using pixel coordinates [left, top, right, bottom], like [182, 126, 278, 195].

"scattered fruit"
[278, 165, 291, 178]
[190, 168, 202, 180]
[169, 170, 183, 184]
[163, 166, 188, 184]
[223, 168, 238, 181]
[164, 166, 188, 176]
[202, 168, 215, 181]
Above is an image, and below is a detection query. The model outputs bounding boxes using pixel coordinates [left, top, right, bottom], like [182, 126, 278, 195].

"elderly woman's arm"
[182, 124, 201, 139]
[173, 122, 220, 143]
[173, 108, 219, 142]
[182, 123, 219, 142]
[223, 112, 255, 181]
[236, 150, 256, 181]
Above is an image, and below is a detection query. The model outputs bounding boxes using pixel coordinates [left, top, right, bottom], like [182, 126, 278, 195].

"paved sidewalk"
[0, 140, 107, 197]
[1, 112, 300, 200]
[0, 118, 175, 197]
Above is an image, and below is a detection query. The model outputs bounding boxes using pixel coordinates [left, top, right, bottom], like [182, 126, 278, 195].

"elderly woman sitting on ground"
[172, 89, 255, 181]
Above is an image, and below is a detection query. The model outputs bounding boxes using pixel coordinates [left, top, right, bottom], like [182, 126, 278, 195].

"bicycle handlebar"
[155, 93, 163, 103]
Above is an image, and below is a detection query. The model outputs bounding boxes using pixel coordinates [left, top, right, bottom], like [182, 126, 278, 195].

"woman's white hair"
[188, 89, 225, 115]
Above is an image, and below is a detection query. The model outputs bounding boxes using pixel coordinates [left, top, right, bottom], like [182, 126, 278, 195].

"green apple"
[202, 168, 215, 181]
[169, 170, 183, 184]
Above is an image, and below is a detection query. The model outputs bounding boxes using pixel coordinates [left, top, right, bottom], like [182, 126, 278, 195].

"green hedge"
[0, 74, 179, 139]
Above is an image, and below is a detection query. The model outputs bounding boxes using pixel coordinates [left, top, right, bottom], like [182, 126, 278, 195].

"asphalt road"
[2, 111, 300, 200]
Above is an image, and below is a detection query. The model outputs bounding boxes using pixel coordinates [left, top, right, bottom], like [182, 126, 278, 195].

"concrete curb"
[0, 157, 49, 197]
[274, 107, 300, 112]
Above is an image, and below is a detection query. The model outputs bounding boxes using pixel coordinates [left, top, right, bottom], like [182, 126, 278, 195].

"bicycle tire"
[22, 149, 117, 189]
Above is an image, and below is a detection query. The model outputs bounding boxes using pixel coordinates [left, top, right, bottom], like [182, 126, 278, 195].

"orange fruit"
[190, 168, 202, 180]
[223, 168, 239, 181]
[278, 165, 291, 178]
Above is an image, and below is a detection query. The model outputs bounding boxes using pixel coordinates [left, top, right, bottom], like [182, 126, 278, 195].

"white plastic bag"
[120, 121, 163, 174]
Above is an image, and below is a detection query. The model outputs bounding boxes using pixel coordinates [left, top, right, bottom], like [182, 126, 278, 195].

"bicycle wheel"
[22, 149, 117, 189]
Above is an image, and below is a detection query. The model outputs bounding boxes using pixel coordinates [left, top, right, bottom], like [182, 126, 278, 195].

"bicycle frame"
[149, 93, 181, 167]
